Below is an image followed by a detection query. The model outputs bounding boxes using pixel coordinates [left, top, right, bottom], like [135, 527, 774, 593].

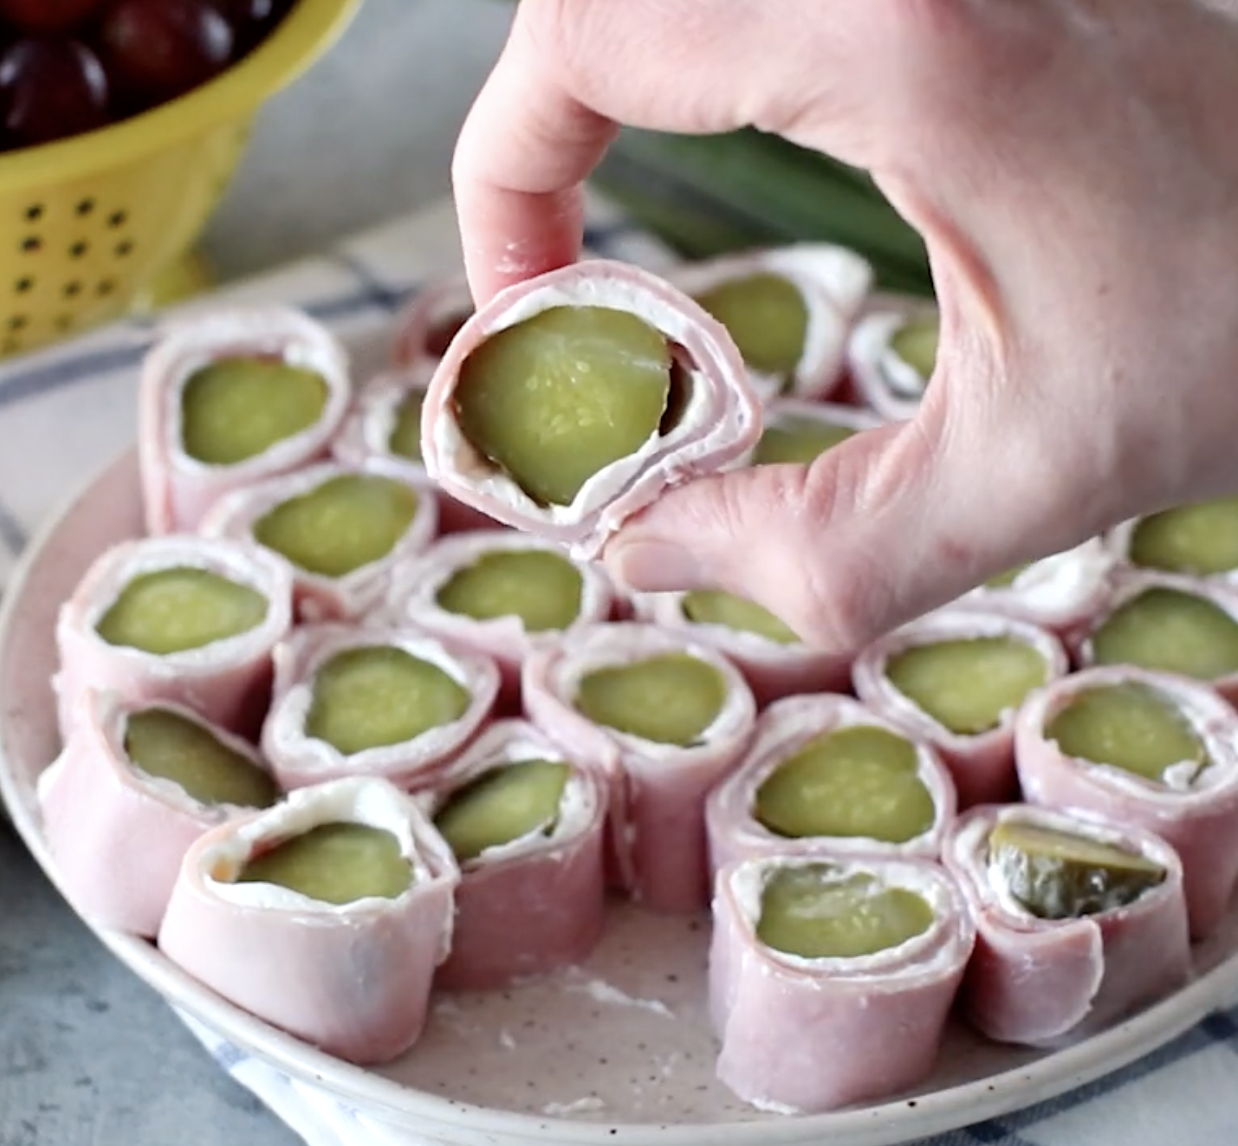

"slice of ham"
[199, 459, 439, 623]
[139, 306, 352, 535]
[421, 260, 762, 562]
[942, 803, 1190, 1047]
[521, 622, 757, 912]
[852, 610, 1069, 808]
[666, 245, 873, 403]
[390, 274, 474, 368]
[55, 535, 293, 738]
[846, 301, 939, 422]
[706, 693, 957, 875]
[711, 853, 973, 1114]
[158, 776, 458, 1066]
[37, 690, 278, 938]
[415, 720, 608, 991]
[1016, 664, 1238, 940]
[260, 622, 499, 791]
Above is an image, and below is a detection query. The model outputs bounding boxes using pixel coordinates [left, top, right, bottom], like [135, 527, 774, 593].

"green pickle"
[885, 637, 1048, 736]
[985, 563, 1030, 590]
[1129, 497, 1238, 576]
[181, 357, 329, 466]
[1046, 682, 1208, 783]
[95, 566, 267, 656]
[388, 389, 427, 461]
[987, 819, 1166, 920]
[694, 272, 808, 381]
[575, 652, 727, 747]
[752, 416, 855, 466]
[237, 822, 413, 905]
[757, 863, 935, 959]
[754, 726, 935, 844]
[125, 708, 278, 808]
[306, 646, 471, 756]
[1090, 587, 1238, 681]
[435, 550, 583, 633]
[253, 474, 419, 578]
[681, 589, 799, 644]
[434, 759, 571, 862]
[889, 315, 939, 383]
[454, 306, 673, 507]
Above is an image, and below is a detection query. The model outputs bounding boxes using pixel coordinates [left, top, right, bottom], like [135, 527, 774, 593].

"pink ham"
[38, 690, 277, 938]
[1015, 664, 1238, 941]
[711, 853, 973, 1113]
[260, 622, 499, 791]
[853, 610, 1069, 808]
[55, 535, 293, 738]
[521, 622, 757, 912]
[846, 300, 939, 422]
[942, 804, 1190, 1046]
[158, 776, 458, 1065]
[420, 260, 762, 562]
[199, 459, 439, 623]
[390, 274, 474, 368]
[417, 720, 608, 990]
[139, 307, 352, 534]
[706, 693, 957, 874]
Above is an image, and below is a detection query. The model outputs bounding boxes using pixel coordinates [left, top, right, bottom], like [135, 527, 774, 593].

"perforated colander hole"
[96, 278, 115, 297]
[23, 204, 43, 222]
[107, 210, 127, 229]
[69, 241, 88, 259]
[115, 240, 134, 258]
[7, 316, 27, 332]
[54, 315, 73, 331]
[62, 282, 81, 299]
[76, 198, 95, 217]
[20, 236, 40, 253]
[14, 277, 32, 294]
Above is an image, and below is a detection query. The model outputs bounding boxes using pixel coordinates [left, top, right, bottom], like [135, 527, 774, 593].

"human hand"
[452, 0, 1238, 650]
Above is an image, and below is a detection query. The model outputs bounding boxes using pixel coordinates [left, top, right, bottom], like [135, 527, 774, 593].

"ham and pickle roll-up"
[421, 260, 762, 561]
[200, 460, 438, 623]
[261, 623, 499, 791]
[522, 622, 757, 913]
[943, 804, 1190, 1047]
[418, 720, 608, 990]
[1016, 665, 1238, 940]
[55, 535, 293, 737]
[706, 694, 957, 874]
[159, 776, 458, 1066]
[139, 307, 351, 534]
[847, 300, 940, 422]
[1108, 495, 1238, 583]
[853, 611, 1069, 808]
[39, 690, 279, 938]
[711, 853, 973, 1114]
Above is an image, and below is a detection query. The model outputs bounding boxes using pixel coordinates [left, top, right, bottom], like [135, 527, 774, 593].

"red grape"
[0, 0, 106, 36]
[0, 39, 109, 146]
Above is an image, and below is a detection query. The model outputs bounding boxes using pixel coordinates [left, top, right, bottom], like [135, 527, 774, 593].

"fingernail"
[606, 539, 703, 593]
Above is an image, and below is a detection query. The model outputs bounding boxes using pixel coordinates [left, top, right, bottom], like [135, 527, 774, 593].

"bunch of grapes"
[0, 0, 296, 151]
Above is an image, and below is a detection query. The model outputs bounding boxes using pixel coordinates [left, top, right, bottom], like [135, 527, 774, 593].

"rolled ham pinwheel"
[852, 610, 1069, 808]
[199, 459, 438, 623]
[38, 690, 280, 938]
[416, 719, 607, 990]
[706, 694, 957, 875]
[710, 852, 973, 1114]
[55, 534, 293, 738]
[159, 776, 458, 1066]
[666, 244, 873, 403]
[1015, 664, 1238, 941]
[847, 300, 940, 422]
[260, 623, 499, 791]
[522, 622, 757, 912]
[139, 306, 351, 534]
[1107, 495, 1238, 584]
[420, 260, 762, 561]
[942, 804, 1190, 1047]
[390, 274, 474, 369]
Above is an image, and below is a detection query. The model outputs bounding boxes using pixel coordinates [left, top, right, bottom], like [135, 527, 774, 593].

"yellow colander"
[0, 0, 362, 358]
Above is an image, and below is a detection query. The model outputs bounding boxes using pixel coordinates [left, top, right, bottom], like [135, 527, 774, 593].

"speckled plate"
[4, 447, 1238, 1146]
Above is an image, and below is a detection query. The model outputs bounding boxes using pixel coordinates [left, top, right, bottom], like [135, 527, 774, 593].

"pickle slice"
[237, 822, 412, 905]
[885, 637, 1049, 735]
[181, 357, 329, 466]
[680, 589, 799, 644]
[253, 474, 419, 579]
[1045, 682, 1208, 783]
[434, 759, 571, 862]
[889, 316, 939, 383]
[305, 646, 471, 756]
[95, 566, 268, 655]
[693, 273, 808, 381]
[388, 389, 426, 461]
[454, 306, 672, 507]
[125, 708, 278, 809]
[987, 819, 1166, 920]
[754, 726, 935, 843]
[575, 652, 728, 747]
[435, 549, 584, 633]
[1128, 497, 1238, 576]
[1090, 587, 1238, 681]
[757, 863, 935, 959]
[752, 416, 855, 466]
[985, 563, 1030, 590]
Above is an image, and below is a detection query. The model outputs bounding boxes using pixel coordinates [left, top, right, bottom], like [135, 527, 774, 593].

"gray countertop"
[0, 1, 512, 1142]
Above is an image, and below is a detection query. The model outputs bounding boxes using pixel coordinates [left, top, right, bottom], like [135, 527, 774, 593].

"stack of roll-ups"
[36, 250, 1238, 1113]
